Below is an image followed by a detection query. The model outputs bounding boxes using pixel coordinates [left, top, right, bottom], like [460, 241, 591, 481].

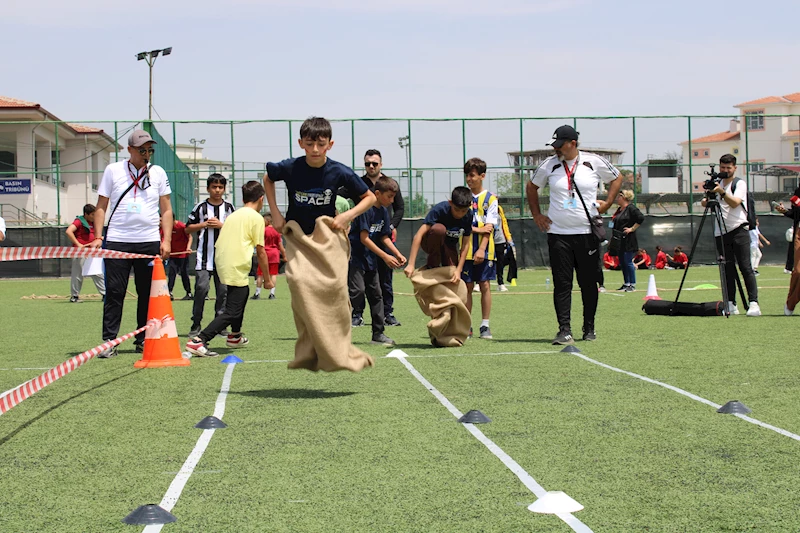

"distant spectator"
[748, 218, 770, 276]
[0, 215, 5, 241]
[611, 189, 645, 292]
[162, 218, 193, 301]
[633, 248, 651, 270]
[65, 204, 106, 303]
[666, 246, 688, 269]
[654, 245, 668, 269]
[603, 251, 620, 270]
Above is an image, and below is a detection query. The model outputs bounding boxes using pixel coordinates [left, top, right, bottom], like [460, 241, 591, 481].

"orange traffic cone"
[643, 274, 661, 301]
[134, 256, 189, 368]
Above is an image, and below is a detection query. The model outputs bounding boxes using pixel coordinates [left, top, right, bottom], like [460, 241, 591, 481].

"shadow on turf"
[231, 389, 356, 400]
[0, 369, 141, 447]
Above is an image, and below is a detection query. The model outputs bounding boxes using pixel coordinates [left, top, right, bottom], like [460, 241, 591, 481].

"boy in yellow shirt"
[186, 181, 270, 357]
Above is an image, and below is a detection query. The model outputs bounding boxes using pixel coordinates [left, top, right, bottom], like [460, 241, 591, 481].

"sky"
[3, 0, 800, 183]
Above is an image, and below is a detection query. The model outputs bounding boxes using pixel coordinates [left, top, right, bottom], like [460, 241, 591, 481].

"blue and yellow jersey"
[462, 190, 499, 261]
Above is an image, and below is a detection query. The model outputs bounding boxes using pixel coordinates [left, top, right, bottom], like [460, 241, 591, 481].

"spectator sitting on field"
[603, 251, 620, 270]
[633, 248, 651, 269]
[666, 246, 688, 269]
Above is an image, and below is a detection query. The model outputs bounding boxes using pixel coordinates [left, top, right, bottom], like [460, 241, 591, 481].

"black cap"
[546, 125, 579, 149]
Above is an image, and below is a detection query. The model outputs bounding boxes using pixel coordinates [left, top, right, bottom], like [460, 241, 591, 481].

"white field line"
[391, 351, 593, 533]
[240, 352, 559, 365]
[142, 363, 236, 533]
[570, 352, 800, 443]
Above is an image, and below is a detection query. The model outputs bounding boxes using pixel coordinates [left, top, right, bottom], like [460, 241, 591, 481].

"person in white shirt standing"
[701, 153, 760, 316]
[0, 215, 6, 241]
[526, 125, 622, 345]
[90, 130, 173, 357]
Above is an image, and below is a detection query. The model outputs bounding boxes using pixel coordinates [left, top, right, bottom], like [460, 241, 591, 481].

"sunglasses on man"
[364, 162, 380, 167]
[137, 148, 156, 156]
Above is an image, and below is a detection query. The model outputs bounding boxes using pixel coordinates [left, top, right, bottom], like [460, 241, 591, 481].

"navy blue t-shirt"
[349, 206, 391, 271]
[267, 157, 369, 235]
[423, 201, 473, 248]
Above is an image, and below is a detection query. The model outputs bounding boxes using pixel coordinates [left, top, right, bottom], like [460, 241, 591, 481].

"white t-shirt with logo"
[98, 160, 171, 243]
[531, 151, 619, 235]
[713, 178, 747, 237]
[0, 216, 6, 238]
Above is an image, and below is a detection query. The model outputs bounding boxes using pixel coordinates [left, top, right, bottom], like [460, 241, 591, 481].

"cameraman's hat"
[546, 125, 579, 149]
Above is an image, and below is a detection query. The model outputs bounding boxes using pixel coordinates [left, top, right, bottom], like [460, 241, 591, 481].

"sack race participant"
[410, 266, 470, 347]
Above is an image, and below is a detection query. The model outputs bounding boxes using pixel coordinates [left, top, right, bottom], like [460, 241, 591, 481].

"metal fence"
[1, 115, 799, 224]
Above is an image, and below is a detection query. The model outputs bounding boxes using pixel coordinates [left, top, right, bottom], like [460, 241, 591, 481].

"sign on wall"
[0, 179, 32, 194]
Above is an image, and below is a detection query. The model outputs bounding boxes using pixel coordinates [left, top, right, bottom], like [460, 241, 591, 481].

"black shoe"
[468, 326, 473, 339]
[582, 330, 597, 341]
[552, 329, 575, 345]
[385, 314, 401, 326]
[352, 315, 365, 327]
[181, 293, 193, 301]
[268, 293, 276, 300]
[624, 285, 635, 292]
[188, 324, 201, 338]
[69, 296, 82, 303]
[479, 326, 492, 339]
[134, 340, 144, 353]
[170, 293, 174, 301]
[251, 293, 261, 300]
[371, 333, 396, 346]
[616, 285, 628, 292]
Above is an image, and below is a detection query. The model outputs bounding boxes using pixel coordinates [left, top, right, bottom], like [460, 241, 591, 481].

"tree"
[495, 172, 522, 197]
[406, 192, 430, 218]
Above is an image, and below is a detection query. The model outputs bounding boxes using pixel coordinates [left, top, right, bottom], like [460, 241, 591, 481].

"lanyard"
[563, 159, 579, 195]
[127, 162, 148, 200]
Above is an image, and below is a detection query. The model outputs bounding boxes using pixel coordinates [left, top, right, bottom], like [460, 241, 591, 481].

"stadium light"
[135, 48, 174, 121]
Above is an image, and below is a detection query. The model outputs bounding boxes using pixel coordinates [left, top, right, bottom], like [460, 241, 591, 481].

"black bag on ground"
[643, 300, 725, 316]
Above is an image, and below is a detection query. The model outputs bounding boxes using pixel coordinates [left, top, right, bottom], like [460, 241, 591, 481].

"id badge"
[608, 221, 614, 229]
[562, 197, 578, 209]
[127, 199, 142, 214]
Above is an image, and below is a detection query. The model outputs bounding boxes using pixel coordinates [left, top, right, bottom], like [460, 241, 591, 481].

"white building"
[0, 95, 117, 225]
[680, 92, 800, 193]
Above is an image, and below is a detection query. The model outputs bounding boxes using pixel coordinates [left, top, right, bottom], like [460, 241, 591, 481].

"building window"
[208, 165, 217, 175]
[703, 150, 709, 157]
[745, 110, 764, 131]
[733, 148, 739, 155]
[794, 142, 799, 162]
[693, 148, 710, 159]
[0, 151, 15, 178]
[693, 151, 698, 157]
[784, 178, 798, 192]
[748, 162, 764, 173]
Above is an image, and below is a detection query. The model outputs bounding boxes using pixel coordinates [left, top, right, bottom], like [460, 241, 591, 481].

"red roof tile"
[736, 92, 800, 107]
[68, 123, 103, 134]
[783, 130, 800, 137]
[0, 95, 40, 108]
[680, 131, 740, 144]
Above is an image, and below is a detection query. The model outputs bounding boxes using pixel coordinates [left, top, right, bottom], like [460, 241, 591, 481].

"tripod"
[674, 193, 746, 317]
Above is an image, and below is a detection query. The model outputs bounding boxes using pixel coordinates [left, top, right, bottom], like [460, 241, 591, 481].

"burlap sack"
[283, 217, 374, 372]
[410, 266, 470, 347]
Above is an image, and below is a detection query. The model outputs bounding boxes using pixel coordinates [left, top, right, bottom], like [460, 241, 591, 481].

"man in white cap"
[526, 125, 622, 345]
[90, 129, 174, 358]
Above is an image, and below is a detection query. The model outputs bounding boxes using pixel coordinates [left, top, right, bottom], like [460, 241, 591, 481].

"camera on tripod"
[702, 164, 729, 192]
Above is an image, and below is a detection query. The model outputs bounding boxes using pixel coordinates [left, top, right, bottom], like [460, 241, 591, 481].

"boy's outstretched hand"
[384, 255, 402, 269]
[403, 264, 414, 278]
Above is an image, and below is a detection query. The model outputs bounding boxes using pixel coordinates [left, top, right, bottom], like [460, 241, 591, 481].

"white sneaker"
[746, 301, 761, 317]
[727, 302, 740, 315]
[784, 304, 794, 316]
[785, 269, 793, 274]
[498, 284, 509, 292]
[473, 284, 480, 292]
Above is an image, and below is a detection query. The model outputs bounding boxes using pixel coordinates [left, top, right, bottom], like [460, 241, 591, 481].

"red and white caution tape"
[0, 246, 156, 262]
[0, 316, 173, 416]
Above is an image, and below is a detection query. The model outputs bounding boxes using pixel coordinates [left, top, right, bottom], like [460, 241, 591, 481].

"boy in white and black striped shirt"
[186, 174, 235, 337]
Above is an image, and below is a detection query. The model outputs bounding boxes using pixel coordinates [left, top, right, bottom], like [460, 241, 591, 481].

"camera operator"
[700, 154, 760, 316]
[774, 187, 800, 314]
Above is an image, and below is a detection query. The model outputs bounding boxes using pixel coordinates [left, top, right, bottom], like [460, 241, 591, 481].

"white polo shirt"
[98, 160, 171, 243]
[531, 151, 619, 235]
[714, 178, 748, 237]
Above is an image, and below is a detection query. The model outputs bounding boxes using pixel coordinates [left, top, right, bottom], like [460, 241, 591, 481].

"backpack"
[731, 178, 756, 229]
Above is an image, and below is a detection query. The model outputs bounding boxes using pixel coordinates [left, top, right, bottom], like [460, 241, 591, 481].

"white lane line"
[399, 350, 560, 359]
[142, 363, 236, 533]
[571, 352, 800, 443]
[0, 367, 52, 371]
[391, 351, 592, 533]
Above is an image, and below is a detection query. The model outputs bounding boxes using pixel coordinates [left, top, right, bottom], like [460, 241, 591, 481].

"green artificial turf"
[0, 266, 798, 532]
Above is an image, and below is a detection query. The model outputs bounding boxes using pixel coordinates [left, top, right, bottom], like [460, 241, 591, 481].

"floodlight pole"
[136, 48, 173, 121]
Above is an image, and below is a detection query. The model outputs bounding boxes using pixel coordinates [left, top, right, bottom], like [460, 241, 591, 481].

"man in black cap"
[90, 129, 174, 357]
[526, 125, 622, 345]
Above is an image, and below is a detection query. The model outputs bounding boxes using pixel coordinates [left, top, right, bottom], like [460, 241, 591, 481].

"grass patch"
[0, 266, 797, 531]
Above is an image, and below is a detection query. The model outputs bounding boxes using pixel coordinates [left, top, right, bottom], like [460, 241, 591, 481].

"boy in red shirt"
[163, 219, 193, 300]
[634, 248, 652, 269]
[603, 251, 620, 270]
[667, 246, 688, 269]
[65, 204, 106, 303]
[654, 245, 668, 269]
[252, 213, 286, 300]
